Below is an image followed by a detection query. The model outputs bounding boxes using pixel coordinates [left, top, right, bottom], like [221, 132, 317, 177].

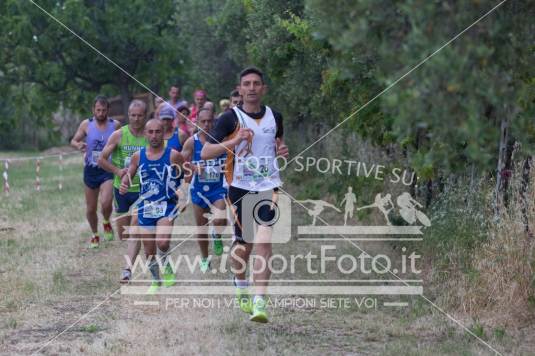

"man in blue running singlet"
[119, 119, 188, 294]
[71, 95, 121, 248]
[181, 108, 227, 272]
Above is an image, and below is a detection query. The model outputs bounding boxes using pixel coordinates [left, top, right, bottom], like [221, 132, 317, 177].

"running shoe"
[250, 297, 268, 323]
[147, 280, 160, 295]
[103, 222, 114, 241]
[200, 259, 211, 273]
[90, 235, 100, 249]
[120, 268, 131, 284]
[162, 264, 176, 287]
[235, 288, 253, 315]
[212, 231, 224, 256]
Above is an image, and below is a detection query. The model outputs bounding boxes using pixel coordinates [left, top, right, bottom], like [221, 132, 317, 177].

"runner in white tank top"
[201, 67, 289, 323]
[232, 104, 281, 191]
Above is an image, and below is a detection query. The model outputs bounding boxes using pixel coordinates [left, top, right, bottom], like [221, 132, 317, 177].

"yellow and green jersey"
[111, 126, 147, 192]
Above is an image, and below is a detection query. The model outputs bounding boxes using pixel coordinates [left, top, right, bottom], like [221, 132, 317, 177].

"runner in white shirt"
[202, 67, 289, 323]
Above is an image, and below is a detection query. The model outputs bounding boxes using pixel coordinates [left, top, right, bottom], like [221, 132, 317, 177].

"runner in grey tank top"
[84, 117, 116, 167]
[71, 96, 121, 248]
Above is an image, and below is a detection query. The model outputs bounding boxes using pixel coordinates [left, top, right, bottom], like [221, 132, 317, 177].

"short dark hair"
[239, 66, 264, 84]
[93, 95, 110, 108]
[197, 107, 214, 118]
[230, 90, 240, 98]
[177, 104, 190, 114]
[171, 83, 181, 89]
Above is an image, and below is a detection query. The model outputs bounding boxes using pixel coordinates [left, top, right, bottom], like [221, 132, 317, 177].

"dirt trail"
[0, 168, 523, 355]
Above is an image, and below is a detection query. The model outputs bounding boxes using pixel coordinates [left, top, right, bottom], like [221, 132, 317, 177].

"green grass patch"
[80, 324, 101, 333]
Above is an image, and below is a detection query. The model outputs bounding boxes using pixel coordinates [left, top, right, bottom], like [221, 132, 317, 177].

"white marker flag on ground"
[3, 161, 9, 196]
[58, 154, 63, 190]
[35, 159, 41, 192]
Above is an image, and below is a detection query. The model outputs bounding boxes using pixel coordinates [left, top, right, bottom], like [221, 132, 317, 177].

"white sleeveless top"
[231, 106, 281, 191]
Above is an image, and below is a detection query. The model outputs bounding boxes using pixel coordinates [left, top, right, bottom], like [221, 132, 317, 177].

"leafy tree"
[1, 0, 184, 122]
[306, 0, 535, 179]
[174, 0, 248, 101]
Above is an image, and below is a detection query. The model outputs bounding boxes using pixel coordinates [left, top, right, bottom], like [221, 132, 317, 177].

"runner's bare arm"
[201, 128, 252, 160]
[180, 137, 195, 184]
[170, 149, 185, 166]
[171, 149, 190, 211]
[120, 151, 140, 194]
[171, 149, 191, 182]
[113, 119, 122, 130]
[70, 119, 88, 152]
[98, 129, 122, 175]
[276, 137, 289, 158]
[178, 130, 189, 145]
[180, 137, 194, 162]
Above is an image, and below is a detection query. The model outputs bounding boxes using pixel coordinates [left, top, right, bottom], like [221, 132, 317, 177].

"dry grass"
[462, 167, 535, 327]
[0, 151, 531, 355]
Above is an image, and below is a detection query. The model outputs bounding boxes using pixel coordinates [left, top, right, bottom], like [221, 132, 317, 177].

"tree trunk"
[425, 179, 433, 207]
[437, 174, 445, 194]
[494, 118, 509, 217]
[521, 155, 533, 236]
[502, 139, 516, 208]
[410, 129, 423, 199]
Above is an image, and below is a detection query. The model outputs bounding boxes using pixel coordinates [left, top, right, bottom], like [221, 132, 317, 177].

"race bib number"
[198, 164, 221, 183]
[143, 201, 167, 219]
[236, 157, 273, 182]
[91, 150, 102, 164]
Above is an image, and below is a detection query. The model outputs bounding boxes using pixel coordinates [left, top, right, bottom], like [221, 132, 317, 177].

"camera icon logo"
[241, 190, 291, 243]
